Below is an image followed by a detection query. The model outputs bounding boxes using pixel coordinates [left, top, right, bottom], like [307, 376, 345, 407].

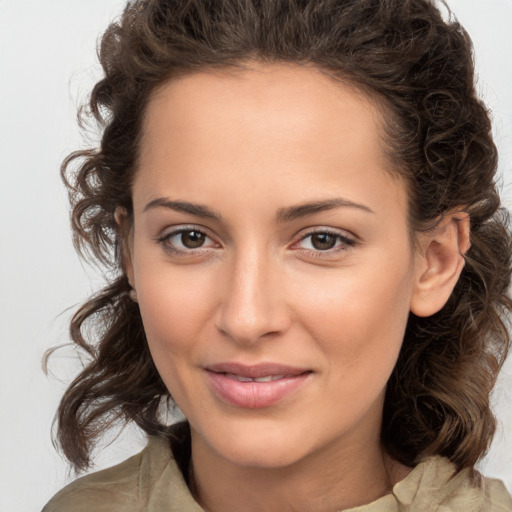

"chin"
[192, 414, 317, 469]
[218, 436, 310, 469]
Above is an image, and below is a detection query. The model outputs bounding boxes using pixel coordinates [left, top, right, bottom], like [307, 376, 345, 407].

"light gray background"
[1, 1, 511, 510]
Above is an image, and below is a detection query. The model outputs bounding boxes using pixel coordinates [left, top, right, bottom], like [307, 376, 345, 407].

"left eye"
[296, 231, 355, 251]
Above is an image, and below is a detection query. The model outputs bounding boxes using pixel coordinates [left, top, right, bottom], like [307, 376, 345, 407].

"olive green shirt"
[43, 423, 512, 511]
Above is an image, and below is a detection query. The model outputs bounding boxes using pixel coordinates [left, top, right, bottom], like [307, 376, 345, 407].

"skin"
[120, 62, 469, 512]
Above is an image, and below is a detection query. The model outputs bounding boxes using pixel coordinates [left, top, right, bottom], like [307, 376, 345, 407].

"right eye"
[157, 226, 219, 255]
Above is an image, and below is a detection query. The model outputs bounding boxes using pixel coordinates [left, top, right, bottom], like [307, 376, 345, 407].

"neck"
[189, 426, 408, 512]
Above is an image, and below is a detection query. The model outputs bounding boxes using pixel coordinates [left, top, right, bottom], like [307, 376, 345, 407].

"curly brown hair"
[51, 0, 512, 472]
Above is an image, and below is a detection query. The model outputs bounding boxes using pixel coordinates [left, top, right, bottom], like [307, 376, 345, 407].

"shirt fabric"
[43, 422, 512, 512]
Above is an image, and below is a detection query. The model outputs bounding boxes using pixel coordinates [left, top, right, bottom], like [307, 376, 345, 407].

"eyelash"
[156, 225, 218, 256]
[156, 226, 357, 257]
[293, 229, 357, 257]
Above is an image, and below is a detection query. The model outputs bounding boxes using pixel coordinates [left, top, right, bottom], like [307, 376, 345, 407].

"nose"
[214, 248, 291, 345]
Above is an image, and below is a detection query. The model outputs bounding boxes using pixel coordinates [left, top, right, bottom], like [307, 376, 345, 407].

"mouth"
[204, 362, 312, 409]
[222, 373, 289, 382]
[205, 362, 310, 378]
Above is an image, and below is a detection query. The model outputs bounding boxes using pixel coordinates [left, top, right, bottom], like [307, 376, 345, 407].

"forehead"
[135, 62, 407, 223]
[142, 62, 387, 157]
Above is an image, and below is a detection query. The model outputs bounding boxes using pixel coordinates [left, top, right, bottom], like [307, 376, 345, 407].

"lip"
[204, 362, 312, 409]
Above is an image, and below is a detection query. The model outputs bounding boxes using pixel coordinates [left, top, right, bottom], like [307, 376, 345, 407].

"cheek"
[133, 263, 220, 410]
[134, 258, 217, 362]
[293, 260, 413, 383]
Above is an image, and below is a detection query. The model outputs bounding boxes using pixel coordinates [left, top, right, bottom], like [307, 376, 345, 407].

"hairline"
[133, 58, 421, 251]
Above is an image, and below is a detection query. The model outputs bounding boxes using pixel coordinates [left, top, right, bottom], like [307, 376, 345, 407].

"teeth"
[225, 373, 253, 382]
[255, 375, 285, 382]
[225, 373, 285, 382]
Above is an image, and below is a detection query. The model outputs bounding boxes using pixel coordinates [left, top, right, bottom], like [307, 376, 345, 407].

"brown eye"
[157, 226, 219, 256]
[294, 230, 356, 255]
[310, 233, 337, 250]
[181, 230, 206, 248]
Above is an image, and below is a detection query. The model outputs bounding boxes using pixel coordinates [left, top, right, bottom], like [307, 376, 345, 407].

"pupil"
[312, 233, 336, 250]
[181, 231, 205, 248]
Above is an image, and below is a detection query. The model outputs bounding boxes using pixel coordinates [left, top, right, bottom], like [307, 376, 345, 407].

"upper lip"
[205, 362, 311, 378]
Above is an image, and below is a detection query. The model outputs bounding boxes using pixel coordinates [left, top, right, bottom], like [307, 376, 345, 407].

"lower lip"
[205, 371, 311, 409]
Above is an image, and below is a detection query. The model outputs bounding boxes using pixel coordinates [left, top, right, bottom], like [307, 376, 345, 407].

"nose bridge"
[215, 243, 287, 344]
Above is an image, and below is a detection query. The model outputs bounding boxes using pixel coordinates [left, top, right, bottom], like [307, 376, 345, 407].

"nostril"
[213, 259, 291, 344]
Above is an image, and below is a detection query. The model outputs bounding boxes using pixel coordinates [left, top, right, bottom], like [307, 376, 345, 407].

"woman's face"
[127, 62, 422, 468]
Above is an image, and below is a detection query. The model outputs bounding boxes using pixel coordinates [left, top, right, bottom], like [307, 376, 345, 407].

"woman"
[44, 0, 512, 510]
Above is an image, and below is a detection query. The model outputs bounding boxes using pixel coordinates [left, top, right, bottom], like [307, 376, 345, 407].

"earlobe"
[114, 206, 136, 289]
[410, 212, 470, 318]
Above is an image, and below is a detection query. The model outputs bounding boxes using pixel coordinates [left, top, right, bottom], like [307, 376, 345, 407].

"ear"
[114, 206, 135, 289]
[410, 212, 470, 318]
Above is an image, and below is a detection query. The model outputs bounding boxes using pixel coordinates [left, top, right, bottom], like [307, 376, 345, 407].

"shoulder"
[393, 456, 512, 512]
[42, 435, 175, 512]
[481, 476, 512, 512]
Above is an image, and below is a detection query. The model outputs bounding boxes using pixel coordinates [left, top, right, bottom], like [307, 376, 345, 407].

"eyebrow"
[143, 197, 374, 221]
[276, 198, 374, 222]
[143, 198, 222, 219]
